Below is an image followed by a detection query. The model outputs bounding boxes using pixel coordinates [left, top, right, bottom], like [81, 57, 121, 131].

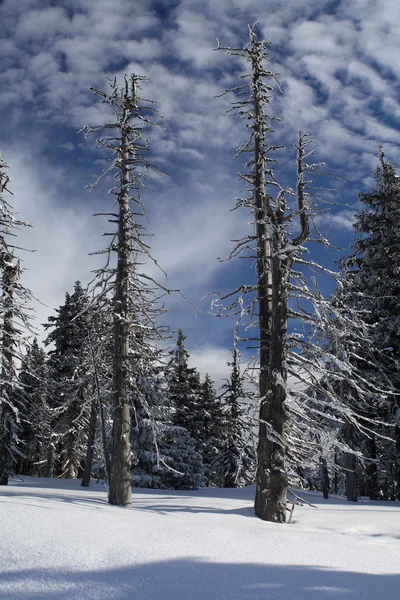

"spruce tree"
[214, 350, 256, 487]
[166, 329, 203, 438]
[341, 148, 400, 499]
[131, 352, 203, 490]
[196, 374, 226, 486]
[45, 281, 93, 478]
[16, 339, 50, 476]
[0, 153, 34, 485]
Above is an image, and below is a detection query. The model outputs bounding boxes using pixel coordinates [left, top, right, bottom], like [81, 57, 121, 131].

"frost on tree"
[44, 282, 94, 479]
[131, 348, 204, 490]
[214, 348, 257, 488]
[0, 153, 33, 485]
[214, 25, 387, 520]
[81, 74, 172, 506]
[16, 339, 50, 477]
[338, 148, 400, 499]
[215, 27, 309, 521]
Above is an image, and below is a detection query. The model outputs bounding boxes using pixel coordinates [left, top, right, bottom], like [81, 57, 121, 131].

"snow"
[1, 477, 399, 600]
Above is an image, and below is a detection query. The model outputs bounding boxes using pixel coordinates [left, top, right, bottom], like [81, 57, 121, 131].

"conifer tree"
[0, 153, 33, 486]
[16, 339, 50, 476]
[215, 27, 310, 520]
[197, 374, 225, 485]
[340, 149, 400, 499]
[214, 350, 256, 487]
[215, 26, 389, 520]
[131, 352, 203, 490]
[166, 329, 203, 438]
[45, 281, 93, 478]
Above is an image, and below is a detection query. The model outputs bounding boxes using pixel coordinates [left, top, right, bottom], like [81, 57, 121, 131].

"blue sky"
[1, 0, 400, 382]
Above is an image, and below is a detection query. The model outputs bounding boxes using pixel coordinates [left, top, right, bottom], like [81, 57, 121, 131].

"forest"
[0, 24, 399, 525]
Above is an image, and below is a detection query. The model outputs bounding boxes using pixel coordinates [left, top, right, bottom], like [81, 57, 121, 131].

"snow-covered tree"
[197, 373, 226, 486]
[0, 153, 33, 486]
[215, 26, 391, 520]
[166, 330, 203, 437]
[131, 354, 203, 490]
[44, 281, 93, 479]
[215, 28, 310, 520]
[214, 349, 256, 487]
[338, 149, 400, 499]
[16, 338, 50, 477]
[81, 74, 173, 506]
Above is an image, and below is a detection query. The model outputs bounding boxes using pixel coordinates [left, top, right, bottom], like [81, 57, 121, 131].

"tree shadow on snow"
[0, 489, 108, 510]
[0, 559, 399, 600]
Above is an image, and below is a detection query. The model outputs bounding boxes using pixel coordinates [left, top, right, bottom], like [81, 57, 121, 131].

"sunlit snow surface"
[1, 477, 399, 599]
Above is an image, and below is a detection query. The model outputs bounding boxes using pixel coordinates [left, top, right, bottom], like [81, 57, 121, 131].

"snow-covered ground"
[1, 477, 399, 599]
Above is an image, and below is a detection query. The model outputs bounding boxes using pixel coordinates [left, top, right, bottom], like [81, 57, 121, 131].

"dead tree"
[81, 75, 167, 506]
[215, 27, 311, 522]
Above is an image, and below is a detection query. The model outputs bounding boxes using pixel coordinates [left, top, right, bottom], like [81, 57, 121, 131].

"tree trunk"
[81, 395, 98, 487]
[345, 452, 358, 502]
[366, 434, 379, 499]
[334, 452, 338, 494]
[45, 438, 55, 478]
[320, 455, 330, 499]
[108, 107, 133, 507]
[251, 40, 276, 521]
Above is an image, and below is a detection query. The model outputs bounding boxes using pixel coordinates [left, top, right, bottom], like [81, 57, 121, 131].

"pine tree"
[16, 339, 50, 476]
[214, 350, 256, 487]
[131, 352, 203, 490]
[196, 374, 226, 486]
[44, 281, 93, 479]
[0, 153, 34, 485]
[166, 329, 203, 438]
[341, 148, 400, 499]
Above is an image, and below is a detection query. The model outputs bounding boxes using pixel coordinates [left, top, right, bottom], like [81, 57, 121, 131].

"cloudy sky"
[1, 0, 400, 382]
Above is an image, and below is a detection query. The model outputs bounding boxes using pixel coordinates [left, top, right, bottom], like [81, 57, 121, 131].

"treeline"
[14, 294, 256, 490]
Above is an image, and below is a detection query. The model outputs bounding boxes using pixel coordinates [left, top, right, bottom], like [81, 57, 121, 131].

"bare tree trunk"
[320, 455, 330, 499]
[345, 451, 358, 502]
[258, 245, 289, 521]
[108, 92, 133, 507]
[81, 395, 98, 487]
[395, 421, 400, 500]
[334, 452, 338, 494]
[252, 33, 274, 521]
[366, 434, 379, 499]
[45, 437, 55, 478]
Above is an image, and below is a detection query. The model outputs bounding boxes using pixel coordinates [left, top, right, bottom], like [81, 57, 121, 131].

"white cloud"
[189, 344, 232, 385]
[1, 0, 400, 359]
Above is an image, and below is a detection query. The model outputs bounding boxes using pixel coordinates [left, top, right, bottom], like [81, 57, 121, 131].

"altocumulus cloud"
[1, 0, 399, 375]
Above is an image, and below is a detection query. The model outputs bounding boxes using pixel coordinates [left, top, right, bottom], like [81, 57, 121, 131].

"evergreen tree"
[16, 339, 50, 476]
[45, 281, 93, 478]
[131, 354, 203, 490]
[197, 374, 226, 486]
[166, 329, 203, 438]
[0, 153, 34, 485]
[341, 149, 400, 499]
[214, 350, 256, 487]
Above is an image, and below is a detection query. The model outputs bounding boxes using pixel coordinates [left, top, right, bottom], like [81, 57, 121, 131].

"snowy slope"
[0, 477, 399, 600]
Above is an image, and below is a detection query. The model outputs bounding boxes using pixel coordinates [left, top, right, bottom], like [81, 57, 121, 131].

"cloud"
[189, 344, 232, 385]
[1, 0, 400, 361]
